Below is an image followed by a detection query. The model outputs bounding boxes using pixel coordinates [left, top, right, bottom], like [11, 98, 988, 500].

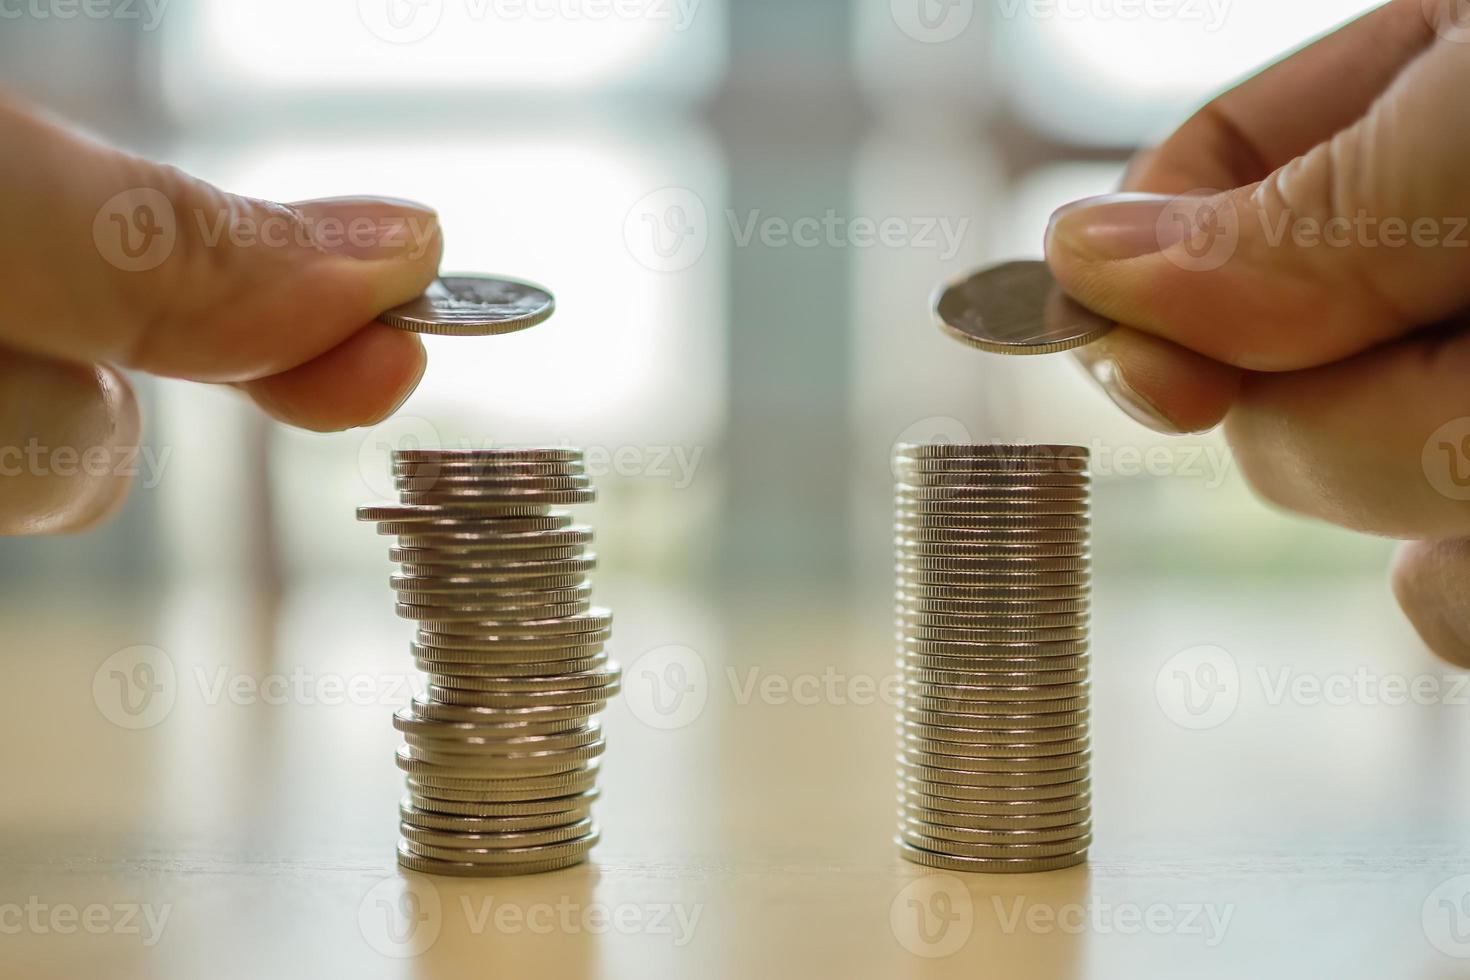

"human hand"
[1043, 0, 1470, 664]
[0, 93, 441, 534]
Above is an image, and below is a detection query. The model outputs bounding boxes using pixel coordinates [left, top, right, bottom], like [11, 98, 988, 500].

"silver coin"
[897, 594, 1088, 615]
[933, 260, 1114, 355]
[395, 473, 592, 493]
[395, 448, 582, 464]
[402, 723, 601, 753]
[896, 443, 1090, 461]
[414, 639, 609, 663]
[392, 526, 593, 554]
[900, 665, 1092, 688]
[397, 587, 593, 611]
[901, 761, 1090, 790]
[401, 828, 599, 866]
[359, 502, 560, 523]
[901, 707, 1089, 734]
[427, 665, 621, 694]
[396, 840, 591, 877]
[901, 655, 1090, 677]
[897, 451, 1088, 468]
[401, 488, 596, 507]
[903, 675, 1089, 701]
[896, 511, 1089, 531]
[396, 555, 597, 579]
[396, 585, 593, 609]
[425, 682, 618, 709]
[897, 840, 1088, 874]
[905, 691, 1089, 715]
[900, 773, 1090, 802]
[903, 636, 1088, 656]
[900, 471, 1091, 488]
[900, 828, 1092, 860]
[901, 816, 1091, 846]
[410, 696, 602, 727]
[395, 580, 591, 602]
[899, 612, 1087, 633]
[896, 551, 1089, 570]
[418, 609, 613, 638]
[400, 817, 595, 850]
[416, 654, 609, 679]
[394, 474, 591, 493]
[899, 581, 1090, 601]
[901, 749, 1090, 774]
[403, 547, 589, 568]
[394, 846, 585, 878]
[401, 800, 595, 833]
[901, 717, 1089, 741]
[394, 706, 589, 738]
[405, 767, 599, 800]
[898, 525, 1090, 545]
[902, 734, 1091, 761]
[904, 625, 1087, 645]
[407, 787, 600, 815]
[401, 759, 600, 792]
[899, 791, 1090, 819]
[390, 516, 579, 542]
[897, 485, 1090, 503]
[399, 601, 591, 624]
[378, 275, 555, 336]
[393, 459, 585, 479]
[401, 738, 604, 768]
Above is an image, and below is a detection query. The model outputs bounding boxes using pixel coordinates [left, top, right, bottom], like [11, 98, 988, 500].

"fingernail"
[290, 196, 441, 262]
[1047, 192, 1197, 262]
[1086, 355, 1181, 434]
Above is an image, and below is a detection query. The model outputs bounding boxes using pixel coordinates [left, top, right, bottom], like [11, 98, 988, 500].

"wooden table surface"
[4, 570, 1469, 980]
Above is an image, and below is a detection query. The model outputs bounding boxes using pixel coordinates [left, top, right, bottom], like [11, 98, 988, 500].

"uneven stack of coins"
[358, 448, 619, 877]
[893, 443, 1091, 873]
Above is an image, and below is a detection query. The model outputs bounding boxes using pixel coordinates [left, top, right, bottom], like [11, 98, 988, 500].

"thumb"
[0, 94, 441, 383]
[1046, 38, 1470, 373]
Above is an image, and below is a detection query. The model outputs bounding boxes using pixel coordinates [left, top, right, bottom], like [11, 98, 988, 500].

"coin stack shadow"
[358, 448, 619, 877]
[894, 443, 1091, 873]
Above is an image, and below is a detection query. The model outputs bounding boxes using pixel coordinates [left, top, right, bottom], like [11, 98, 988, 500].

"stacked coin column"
[358, 448, 620, 877]
[893, 443, 1091, 873]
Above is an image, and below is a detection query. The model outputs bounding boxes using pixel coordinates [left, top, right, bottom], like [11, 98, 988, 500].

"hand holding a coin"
[1042, 0, 1470, 664]
[0, 91, 442, 533]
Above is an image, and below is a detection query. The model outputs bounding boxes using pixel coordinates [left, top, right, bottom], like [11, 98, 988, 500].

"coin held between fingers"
[378, 275, 556, 337]
[933, 260, 1115, 356]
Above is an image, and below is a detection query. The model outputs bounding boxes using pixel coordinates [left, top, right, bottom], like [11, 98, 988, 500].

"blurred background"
[8, 5, 1466, 978]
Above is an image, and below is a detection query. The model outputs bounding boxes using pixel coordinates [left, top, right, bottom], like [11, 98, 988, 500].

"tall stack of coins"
[893, 443, 1091, 873]
[358, 448, 619, 877]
